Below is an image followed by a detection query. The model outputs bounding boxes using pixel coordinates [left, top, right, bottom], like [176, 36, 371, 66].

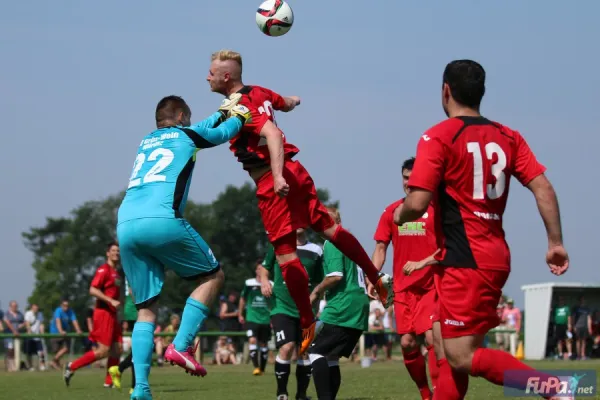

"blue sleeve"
[186, 113, 243, 148]
[69, 310, 77, 321]
[53, 308, 60, 320]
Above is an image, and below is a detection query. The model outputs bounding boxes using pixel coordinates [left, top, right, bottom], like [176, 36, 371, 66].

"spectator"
[501, 298, 521, 356]
[367, 306, 385, 360]
[591, 310, 600, 358]
[154, 324, 164, 366]
[552, 296, 572, 360]
[219, 291, 242, 352]
[495, 299, 507, 350]
[383, 307, 394, 360]
[49, 299, 82, 370]
[162, 314, 181, 349]
[214, 336, 238, 365]
[572, 296, 593, 360]
[3, 301, 26, 372]
[24, 304, 46, 371]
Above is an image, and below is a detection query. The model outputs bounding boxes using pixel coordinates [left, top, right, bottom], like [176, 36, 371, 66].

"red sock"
[70, 350, 97, 371]
[433, 358, 468, 400]
[426, 345, 439, 389]
[403, 348, 432, 399]
[105, 356, 119, 385]
[330, 226, 380, 284]
[280, 258, 314, 329]
[471, 348, 560, 397]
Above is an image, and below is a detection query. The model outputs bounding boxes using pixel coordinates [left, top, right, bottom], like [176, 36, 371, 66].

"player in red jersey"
[206, 49, 390, 355]
[371, 157, 443, 400]
[395, 60, 570, 400]
[64, 242, 123, 388]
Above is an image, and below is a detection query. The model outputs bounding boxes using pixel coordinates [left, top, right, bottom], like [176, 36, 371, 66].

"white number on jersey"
[257, 100, 277, 126]
[467, 142, 507, 200]
[356, 267, 367, 293]
[128, 147, 175, 188]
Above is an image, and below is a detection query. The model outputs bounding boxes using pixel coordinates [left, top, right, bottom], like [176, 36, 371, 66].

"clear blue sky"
[1, 1, 598, 312]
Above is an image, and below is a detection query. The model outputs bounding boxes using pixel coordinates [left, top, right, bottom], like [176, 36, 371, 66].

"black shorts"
[25, 339, 43, 355]
[365, 333, 385, 347]
[555, 324, 568, 341]
[271, 314, 301, 349]
[245, 321, 272, 343]
[309, 323, 363, 359]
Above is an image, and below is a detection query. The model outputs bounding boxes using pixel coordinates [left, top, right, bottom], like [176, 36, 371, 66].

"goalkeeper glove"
[218, 93, 242, 120]
[229, 105, 252, 125]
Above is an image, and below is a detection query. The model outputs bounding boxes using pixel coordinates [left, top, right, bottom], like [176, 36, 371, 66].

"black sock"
[119, 352, 133, 373]
[275, 358, 291, 396]
[249, 345, 259, 369]
[311, 356, 332, 400]
[260, 347, 269, 372]
[329, 363, 341, 399]
[295, 360, 312, 399]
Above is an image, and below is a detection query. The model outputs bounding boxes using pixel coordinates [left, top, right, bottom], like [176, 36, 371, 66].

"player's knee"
[95, 344, 110, 359]
[248, 337, 257, 345]
[278, 343, 294, 360]
[400, 334, 417, 350]
[444, 348, 472, 373]
[320, 223, 339, 241]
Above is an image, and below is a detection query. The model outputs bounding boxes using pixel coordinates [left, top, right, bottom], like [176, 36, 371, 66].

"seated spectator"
[214, 336, 238, 365]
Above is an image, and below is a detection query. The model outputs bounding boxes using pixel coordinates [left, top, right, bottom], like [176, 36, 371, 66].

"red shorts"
[89, 308, 122, 347]
[256, 159, 334, 243]
[436, 267, 509, 339]
[394, 289, 436, 335]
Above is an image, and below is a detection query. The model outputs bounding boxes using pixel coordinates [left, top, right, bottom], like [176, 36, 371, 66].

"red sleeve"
[408, 133, 446, 192]
[264, 88, 286, 111]
[240, 99, 268, 136]
[373, 207, 394, 244]
[90, 267, 106, 290]
[513, 131, 546, 186]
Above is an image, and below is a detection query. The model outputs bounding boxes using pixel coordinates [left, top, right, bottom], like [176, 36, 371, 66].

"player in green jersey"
[109, 279, 138, 394]
[308, 208, 369, 400]
[259, 228, 324, 400]
[240, 261, 274, 375]
[552, 296, 573, 359]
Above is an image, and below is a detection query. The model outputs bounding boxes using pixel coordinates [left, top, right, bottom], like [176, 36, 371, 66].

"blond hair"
[211, 49, 243, 70]
[327, 206, 341, 224]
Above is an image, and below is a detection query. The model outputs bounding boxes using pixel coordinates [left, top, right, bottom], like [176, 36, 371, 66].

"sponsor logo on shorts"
[444, 319, 464, 326]
[503, 369, 597, 397]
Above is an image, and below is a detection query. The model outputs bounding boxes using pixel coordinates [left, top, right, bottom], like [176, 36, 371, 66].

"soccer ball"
[256, 0, 294, 37]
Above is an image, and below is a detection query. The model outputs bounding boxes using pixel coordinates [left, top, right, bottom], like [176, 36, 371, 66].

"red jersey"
[408, 116, 546, 271]
[230, 85, 300, 170]
[374, 199, 437, 293]
[90, 263, 121, 314]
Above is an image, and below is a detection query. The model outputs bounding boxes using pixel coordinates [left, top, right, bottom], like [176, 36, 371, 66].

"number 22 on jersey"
[467, 141, 507, 200]
[128, 148, 175, 188]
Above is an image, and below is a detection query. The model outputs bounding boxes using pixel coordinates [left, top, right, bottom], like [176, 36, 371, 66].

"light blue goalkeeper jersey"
[118, 112, 241, 223]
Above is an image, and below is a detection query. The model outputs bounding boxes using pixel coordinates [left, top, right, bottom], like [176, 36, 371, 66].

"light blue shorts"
[117, 217, 219, 306]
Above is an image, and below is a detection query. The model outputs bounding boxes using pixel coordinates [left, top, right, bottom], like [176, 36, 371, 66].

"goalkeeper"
[114, 95, 251, 400]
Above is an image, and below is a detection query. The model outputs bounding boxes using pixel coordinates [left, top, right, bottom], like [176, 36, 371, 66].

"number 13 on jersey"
[128, 148, 175, 188]
[467, 141, 507, 200]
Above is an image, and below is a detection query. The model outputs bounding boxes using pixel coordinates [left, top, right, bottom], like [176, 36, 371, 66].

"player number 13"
[128, 148, 175, 188]
[467, 142, 506, 200]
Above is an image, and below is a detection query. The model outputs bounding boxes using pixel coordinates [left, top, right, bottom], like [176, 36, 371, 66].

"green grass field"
[2, 359, 599, 399]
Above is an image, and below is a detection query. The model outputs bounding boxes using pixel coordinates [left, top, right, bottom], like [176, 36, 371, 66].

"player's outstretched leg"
[165, 271, 224, 377]
[63, 342, 111, 387]
[321, 224, 392, 307]
[439, 335, 574, 400]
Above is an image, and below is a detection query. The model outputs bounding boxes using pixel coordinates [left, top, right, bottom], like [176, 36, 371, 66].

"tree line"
[23, 183, 337, 327]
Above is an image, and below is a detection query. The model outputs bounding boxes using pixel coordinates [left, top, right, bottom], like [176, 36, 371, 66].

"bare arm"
[260, 120, 285, 181]
[72, 320, 82, 334]
[86, 317, 94, 332]
[4, 318, 18, 335]
[280, 96, 301, 112]
[526, 174, 563, 246]
[90, 286, 120, 308]
[55, 318, 65, 334]
[238, 297, 246, 323]
[394, 189, 433, 225]
[310, 276, 342, 304]
[372, 241, 389, 272]
[257, 266, 272, 297]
